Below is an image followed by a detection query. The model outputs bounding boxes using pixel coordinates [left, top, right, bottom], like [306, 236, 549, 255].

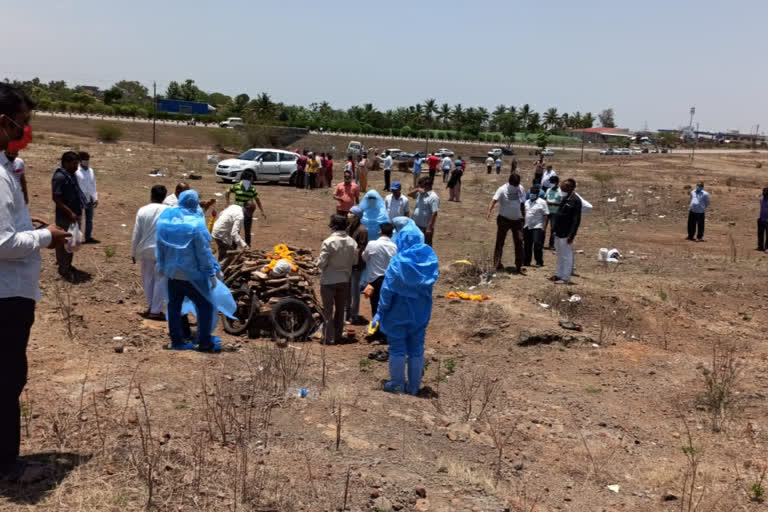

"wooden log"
[265, 278, 289, 287]
[252, 271, 268, 280]
[264, 283, 291, 296]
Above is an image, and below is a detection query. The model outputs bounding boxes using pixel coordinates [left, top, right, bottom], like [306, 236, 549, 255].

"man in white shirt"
[75, 151, 99, 243]
[523, 185, 550, 267]
[378, 150, 394, 192]
[163, 181, 216, 211]
[131, 185, 169, 320]
[316, 214, 358, 344]
[4, 151, 27, 203]
[541, 164, 557, 192]
[486, 173, 526, 273]
[485, 155, 494, 174]
[212, 201, 255, 261]
[362, 222, 397, 320]
[441, 155, 452, 183]
[384, 182, 410, 220]
[0, 85, 70, 483]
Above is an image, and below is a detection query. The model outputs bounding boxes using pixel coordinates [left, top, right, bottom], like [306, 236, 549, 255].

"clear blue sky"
[5, 0, 766, 133]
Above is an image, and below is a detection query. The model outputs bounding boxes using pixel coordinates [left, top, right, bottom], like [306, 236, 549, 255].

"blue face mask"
[696, 185, 703, 192]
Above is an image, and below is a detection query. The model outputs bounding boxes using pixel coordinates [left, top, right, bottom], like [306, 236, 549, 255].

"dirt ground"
[2, 121, 768, 512]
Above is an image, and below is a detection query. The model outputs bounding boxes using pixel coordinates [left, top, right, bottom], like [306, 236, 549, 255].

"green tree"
[544, 107, 559, 131]
[519, 104, 533, 131]
[438, 103, 451, 128]
[179, 79, 205, 102]
[498, 112, 520, 143]
[599, 108, 616, 128]
[527, 112, 541, 132]
[582, 112, 595, 128]
[208, 92, 232, 106]
[232, 93, 250, 114]
[112, 80, 149, 105]
[103, 87, 123, 105]
[423, 98, 437, 126]
[536, 131, 550, 149]
[165, 81, 182, 100]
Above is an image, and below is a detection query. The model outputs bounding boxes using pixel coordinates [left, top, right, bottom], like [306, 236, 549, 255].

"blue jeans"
[84, 203, 95, 240]
[387, 328, 426, 395]
[167, 279, 214, 348]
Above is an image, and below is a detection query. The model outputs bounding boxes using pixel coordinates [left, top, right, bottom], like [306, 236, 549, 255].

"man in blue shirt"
[687, 181, 710, 242]
[412, 155, 423, 189]
[495, 157, 502, 175]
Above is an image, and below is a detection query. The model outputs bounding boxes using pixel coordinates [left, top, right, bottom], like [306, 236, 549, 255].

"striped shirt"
[228, 182, 258, 206]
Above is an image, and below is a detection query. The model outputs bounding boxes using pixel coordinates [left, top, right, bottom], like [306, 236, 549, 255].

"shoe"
[146, 313, 165, 321]
[166, 343, 195, 351]
[84, 238, 101, 244]
[197, 342, 222, 353]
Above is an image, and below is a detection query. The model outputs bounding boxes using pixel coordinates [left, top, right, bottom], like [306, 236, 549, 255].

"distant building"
[569, 127, 633, 144]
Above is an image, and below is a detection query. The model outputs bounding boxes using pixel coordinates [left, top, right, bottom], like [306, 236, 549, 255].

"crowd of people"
[2, 82, 767, 484]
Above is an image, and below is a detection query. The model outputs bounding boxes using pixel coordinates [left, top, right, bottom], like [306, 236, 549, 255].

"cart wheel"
[270, 298, 313, 340]
[222, 289, 258, 335]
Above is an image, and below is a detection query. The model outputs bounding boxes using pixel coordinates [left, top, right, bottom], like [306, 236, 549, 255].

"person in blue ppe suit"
[156, 190, 230, 352]
[360, 190, 390, 243]
[373, 219, 439, 394]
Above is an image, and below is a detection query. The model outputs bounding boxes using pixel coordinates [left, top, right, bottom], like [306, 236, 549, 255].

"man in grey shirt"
[408, 176, 439, 247]
[317, 214, 358, 344]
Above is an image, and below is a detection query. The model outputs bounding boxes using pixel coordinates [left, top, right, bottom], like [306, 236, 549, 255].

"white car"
[435, 148, 454, 157]
[616, 148, 630, 155]
[488, 148, 503, 158]
[600, 148, 616, 155]
[215, 148, 299, 184]
[219, 117, 244, 128]
[540, 148, 555, 157]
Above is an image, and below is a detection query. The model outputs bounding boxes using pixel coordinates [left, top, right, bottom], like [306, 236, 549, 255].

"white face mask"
[241, 179, 251, 190]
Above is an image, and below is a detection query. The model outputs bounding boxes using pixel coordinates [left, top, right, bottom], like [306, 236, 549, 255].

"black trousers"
[295, 170, 305, 189]
[758, 219, 768, 250]
[523, 228, 545, 266]
[308, 173, 317, 189]
[0, 297, 35, 471]
[493, 216, 524, 270]
[55, 217, 74, 274]
[546, 212, 558, 248]
[687, 211, 705, 240]
[384, 170, 391, 191]
[428, 169, 436, 181]
[369, 276, 385, 318]
[487, 165, 492, 174]
[242, 206, 253, 247]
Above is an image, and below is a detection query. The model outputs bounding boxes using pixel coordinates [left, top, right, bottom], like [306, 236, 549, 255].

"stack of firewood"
[220, 246, 322, 313]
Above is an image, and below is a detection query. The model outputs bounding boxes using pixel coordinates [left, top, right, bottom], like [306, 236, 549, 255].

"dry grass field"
[2, 118, 768, 511]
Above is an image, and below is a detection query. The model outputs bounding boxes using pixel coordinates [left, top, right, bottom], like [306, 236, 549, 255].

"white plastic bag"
[65, 223, 84, 253]
[207, 154, 220, 164]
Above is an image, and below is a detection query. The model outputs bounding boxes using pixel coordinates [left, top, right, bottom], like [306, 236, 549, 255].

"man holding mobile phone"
[0, 84, 71, 484]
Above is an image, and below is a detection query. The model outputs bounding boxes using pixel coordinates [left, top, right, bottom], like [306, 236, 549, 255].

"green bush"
[95, 123, 122, 142]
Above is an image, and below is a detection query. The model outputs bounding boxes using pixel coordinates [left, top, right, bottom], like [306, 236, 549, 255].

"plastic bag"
[65, 223, 84, 253]
[207, 154, 220, 164]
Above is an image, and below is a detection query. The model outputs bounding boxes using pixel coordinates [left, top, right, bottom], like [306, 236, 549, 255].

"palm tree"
[438, 103, 451, 128]
[253, 92, 273, 119]
[527, 112, 541, 132]
[544, 107, 559, 131]
[423, 98, 437, 126]
[477, 107, 490, 128]
[452, 104, 464, 128]
[560, 112, 570, 131]
[519, 104, 532, 131]
[582, 112, 595, 128]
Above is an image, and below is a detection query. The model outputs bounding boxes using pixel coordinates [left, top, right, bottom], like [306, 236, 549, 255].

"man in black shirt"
[552, 178, 581, 284]
[52, 151, 85, 279]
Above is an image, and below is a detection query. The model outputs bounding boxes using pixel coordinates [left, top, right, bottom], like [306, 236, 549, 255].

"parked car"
[661, 148, 669, 153]
[398, 151, 426, 161]
[616, 148, 630, 155]
[347, 140, 363, 156]
[219, 117, 244, 128]
[539, 148, 555, 157]
[215, 148, 299, 184]
[600, 148, 616, 155]
[488, 148, 503, 158]
[435, 148, 454, 157]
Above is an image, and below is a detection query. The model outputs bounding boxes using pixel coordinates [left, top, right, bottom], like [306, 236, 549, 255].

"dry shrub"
[701, 342, 745, 433]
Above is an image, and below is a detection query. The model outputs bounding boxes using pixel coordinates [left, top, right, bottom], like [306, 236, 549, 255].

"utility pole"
[754, 124, 760, 151]
[580, 133, 585, 164]
[152, 81, 157, 145]
[689, 106, 695, 160]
